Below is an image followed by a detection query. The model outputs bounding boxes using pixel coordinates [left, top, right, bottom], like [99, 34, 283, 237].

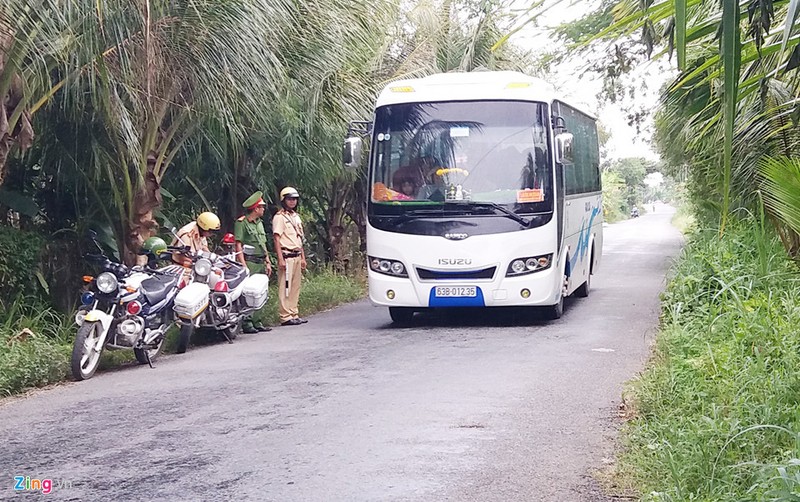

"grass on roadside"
[670, 204, 697, 235]
[617, 216, 800, 501]
[0, 298, 72, 397]
[1, 268, 366, 397]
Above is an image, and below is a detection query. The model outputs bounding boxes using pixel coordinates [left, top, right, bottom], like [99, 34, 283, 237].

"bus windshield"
[370, 100, 552, 212]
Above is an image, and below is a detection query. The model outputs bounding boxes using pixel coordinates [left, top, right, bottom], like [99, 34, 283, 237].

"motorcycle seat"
[225, 265, 249, 290]
[141, 275, 179, 305]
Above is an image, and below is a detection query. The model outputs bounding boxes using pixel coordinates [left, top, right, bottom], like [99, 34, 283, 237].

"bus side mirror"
[555, 133, 574, 165]
[343, 136, 364, 169]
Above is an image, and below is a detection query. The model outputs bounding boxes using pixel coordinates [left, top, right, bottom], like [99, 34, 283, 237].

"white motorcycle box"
[242, 274, 269, 309]
[173, 282, 210, 319]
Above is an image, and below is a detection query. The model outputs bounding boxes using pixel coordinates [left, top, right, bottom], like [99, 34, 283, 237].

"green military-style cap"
[243, 191, 267, 209]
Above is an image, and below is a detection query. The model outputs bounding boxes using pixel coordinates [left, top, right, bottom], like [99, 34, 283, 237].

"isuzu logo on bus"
[444, 232, 469, 240]
[438, 258, 472, 266]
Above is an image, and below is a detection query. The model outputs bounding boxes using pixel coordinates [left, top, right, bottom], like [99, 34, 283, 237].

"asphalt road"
[1, 204, 683, 502]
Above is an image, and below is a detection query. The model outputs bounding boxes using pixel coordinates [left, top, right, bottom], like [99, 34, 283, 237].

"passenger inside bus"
[395, 177, 418, 198]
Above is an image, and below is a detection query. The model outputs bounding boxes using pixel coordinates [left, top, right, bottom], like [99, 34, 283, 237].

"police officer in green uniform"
[235, 191, 273, 333]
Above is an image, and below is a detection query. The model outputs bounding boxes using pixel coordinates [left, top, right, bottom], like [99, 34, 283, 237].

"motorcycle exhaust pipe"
[143, 327, 165, 345]
[119, 318, 144, 337]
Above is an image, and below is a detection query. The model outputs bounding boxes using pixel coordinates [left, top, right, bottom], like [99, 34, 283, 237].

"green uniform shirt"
[234, 216, 268, 256]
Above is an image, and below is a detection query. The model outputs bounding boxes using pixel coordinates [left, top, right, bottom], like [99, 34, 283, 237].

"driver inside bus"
[415, 155, 447, 201]
[393, 155, 434, 186]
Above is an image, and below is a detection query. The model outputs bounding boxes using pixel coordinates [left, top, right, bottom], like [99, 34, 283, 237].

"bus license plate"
[435, 286, 477, 298]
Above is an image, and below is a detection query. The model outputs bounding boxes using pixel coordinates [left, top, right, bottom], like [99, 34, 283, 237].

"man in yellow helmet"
[172, 211, 220, 267]
[273, 186, 307, 326]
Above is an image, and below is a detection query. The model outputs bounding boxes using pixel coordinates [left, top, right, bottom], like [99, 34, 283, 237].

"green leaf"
[760, 156, 800, 235]
[160, 187, 176, 202]
[185, 177, 213, 211]
[93, 224, 120, 261]
[153, 209, 175, 231]
[783, 0, 800, 51]
[720, 0, 740, 233]
[786, 43, 800, 72]
[675, 0, 687, 69]
[34, 270, 49, 295]
[0, 188, 39, 217]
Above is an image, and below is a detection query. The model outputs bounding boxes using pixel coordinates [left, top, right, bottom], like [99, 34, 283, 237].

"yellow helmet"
[196, 212, 221, 231]
[280, 186, 300, 201]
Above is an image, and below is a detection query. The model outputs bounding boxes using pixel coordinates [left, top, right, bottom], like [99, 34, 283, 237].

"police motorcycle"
[72, 235, 184, 380]
[172, 234, 269, 354]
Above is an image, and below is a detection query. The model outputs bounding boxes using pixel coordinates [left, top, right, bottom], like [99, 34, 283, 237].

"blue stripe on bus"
[570, 205, 601, 272]
[428, 287, 486, 307]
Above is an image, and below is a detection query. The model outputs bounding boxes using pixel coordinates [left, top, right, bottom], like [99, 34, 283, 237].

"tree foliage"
[0, 0, 540, 304]
[531, 0, 800, 255]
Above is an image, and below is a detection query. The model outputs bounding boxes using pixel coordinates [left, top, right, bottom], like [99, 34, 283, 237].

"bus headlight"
[368, 256, 408, 278]
[506, 253, 553, 277]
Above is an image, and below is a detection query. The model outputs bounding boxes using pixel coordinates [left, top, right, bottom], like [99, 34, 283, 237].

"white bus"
[343, 71, 603, 323]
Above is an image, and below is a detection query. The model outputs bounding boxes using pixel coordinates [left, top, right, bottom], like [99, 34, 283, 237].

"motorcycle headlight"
[194, 258, 212, 277]
[96, 272, 118, 293]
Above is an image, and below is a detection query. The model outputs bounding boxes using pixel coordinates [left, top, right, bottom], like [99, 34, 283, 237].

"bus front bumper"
[368, 267, 560, 308]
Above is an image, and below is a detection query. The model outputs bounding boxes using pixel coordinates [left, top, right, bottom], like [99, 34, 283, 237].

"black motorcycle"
[72, 238, 183, 380]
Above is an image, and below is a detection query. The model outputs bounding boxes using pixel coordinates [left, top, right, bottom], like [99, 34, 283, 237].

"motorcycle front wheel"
[176, 323, 193, 354]
[71, 321, 106, 380]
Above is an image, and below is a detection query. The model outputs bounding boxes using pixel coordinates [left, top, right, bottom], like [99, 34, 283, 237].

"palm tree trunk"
[325, 178, 351, 271]
[0, 27, 34, 186]
[125, 157, 162, 265]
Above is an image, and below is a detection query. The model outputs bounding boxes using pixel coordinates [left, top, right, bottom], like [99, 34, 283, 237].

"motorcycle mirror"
[86, 229, 106, 254]
[170, 227, 189, 247]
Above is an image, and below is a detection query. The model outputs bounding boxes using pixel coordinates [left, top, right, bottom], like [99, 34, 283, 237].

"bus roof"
[375, 71, 596, 119]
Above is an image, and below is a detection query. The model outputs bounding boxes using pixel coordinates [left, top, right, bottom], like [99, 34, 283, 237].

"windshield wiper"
[445, 201, 530, 227]
[385, 208, 452, 227]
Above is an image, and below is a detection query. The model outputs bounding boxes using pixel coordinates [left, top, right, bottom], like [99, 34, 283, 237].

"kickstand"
[222, 330, 234, 344]
[145, 350, 155, 369]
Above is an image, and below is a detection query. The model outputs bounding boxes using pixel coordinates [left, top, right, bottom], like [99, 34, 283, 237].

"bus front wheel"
[574, 272, 590, 297]
[545, 270, 568, 319]
[574, 247, 594, 298]
[545, 294, 564, 320]
[389, 307, 414, 325]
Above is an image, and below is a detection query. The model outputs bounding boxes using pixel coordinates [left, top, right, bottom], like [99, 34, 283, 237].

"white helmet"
[280, 186, 300, 200]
